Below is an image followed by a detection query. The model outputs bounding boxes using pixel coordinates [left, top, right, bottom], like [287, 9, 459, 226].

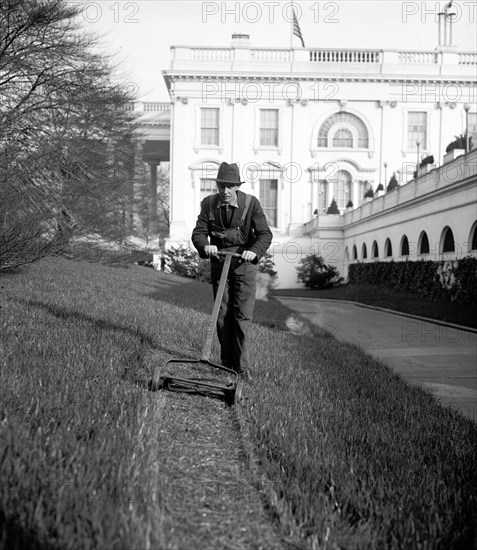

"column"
[133, 139, 146, 233]
[378, 101, 385, 186]
[149, 162, 158, 236]
[352, 179, 359, 208]
[327, 179, 333, 209]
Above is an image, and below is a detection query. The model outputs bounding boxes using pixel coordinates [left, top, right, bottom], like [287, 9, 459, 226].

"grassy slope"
[1, 257, 476, 549]
[274, 284, 477, 329]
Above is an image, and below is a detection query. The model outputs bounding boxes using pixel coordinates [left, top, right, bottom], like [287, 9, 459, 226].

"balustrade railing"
[344, 149, 477, 224]
[190, 48, 232, 60]
[397, 51, 438, 64]
[309, 49, 381, 63]
[458, 52, 477, 65]
[123, 102, 171, 115]
[250, 49, 291, 62]
[143, 102, 170, 112]
[171, 45, 476, 72]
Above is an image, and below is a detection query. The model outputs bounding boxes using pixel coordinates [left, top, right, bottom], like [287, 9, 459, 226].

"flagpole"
[290, 0, 294, 50]
[289, 1, 294, 233]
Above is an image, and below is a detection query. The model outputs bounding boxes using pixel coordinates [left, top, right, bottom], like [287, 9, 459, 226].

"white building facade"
[159, 34, 476, 288]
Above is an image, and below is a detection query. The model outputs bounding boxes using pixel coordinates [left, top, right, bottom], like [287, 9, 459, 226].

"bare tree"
[0, 0, 138, 270]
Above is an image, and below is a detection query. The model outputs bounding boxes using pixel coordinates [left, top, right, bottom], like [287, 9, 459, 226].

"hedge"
[348, 257, 477, 306]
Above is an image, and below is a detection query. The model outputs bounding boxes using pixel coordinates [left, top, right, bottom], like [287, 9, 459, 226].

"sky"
[74, 0, 477, 102]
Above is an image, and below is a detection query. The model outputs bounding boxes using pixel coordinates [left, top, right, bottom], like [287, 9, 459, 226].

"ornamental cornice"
[164, 72, 474, 86]
[309, 161, 376, 174]
[139, 121, 171, 127]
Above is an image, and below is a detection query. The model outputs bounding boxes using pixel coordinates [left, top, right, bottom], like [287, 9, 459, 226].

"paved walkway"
[276, 297, 477, 423]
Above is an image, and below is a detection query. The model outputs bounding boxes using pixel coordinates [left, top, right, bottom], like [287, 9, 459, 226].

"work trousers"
[211, 257, 257, 372]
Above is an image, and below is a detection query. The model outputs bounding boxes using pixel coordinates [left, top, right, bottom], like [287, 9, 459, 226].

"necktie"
[223, 205, 232, 226]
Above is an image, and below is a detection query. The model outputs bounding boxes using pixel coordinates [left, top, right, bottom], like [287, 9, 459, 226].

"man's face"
[217, 183, 239, 204]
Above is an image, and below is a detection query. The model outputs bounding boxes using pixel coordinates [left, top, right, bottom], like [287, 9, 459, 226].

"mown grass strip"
[1, 257, 476, 549]
[0, 257, 292, 549]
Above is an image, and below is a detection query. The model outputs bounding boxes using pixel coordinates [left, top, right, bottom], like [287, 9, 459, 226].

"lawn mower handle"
[217, 251, 243, 258]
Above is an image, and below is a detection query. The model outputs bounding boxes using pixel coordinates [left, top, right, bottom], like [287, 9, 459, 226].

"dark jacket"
[191, 190, 273, 262]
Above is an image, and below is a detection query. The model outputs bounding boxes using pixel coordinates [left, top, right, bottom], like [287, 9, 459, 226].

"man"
[191, 162, 273, 379]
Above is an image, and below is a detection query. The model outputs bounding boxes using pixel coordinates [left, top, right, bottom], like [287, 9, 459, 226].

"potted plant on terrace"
[387, 173, 398, 192]
[418, 154, 435, 177]
[326, 198, 340, 214]
[363, 187, 374, 202]
[444, 134, 466, 163]
[346, 199, 354, 211]
[376, 183, 384, 197]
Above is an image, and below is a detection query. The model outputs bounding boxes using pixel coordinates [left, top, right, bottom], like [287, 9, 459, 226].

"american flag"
[292, 8, 305, 47]
[444, 0, 454, 14]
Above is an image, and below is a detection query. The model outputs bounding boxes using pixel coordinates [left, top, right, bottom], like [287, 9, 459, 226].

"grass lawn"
[274, 283, 477, 329]
[1, 257, 476, 549]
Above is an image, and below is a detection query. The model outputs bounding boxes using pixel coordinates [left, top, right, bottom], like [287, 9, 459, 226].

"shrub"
[445, 134, 466, 153]
[364, 188, 374, 199]
[346, 200, 353, 208]
[326, 198, 340, 214]
[376, 183, 384, 192]
[387, 174, 398, 192]
[296, 254, 344, 290]
[163, 245, 200, 279]
[420, 154, 434, 166]
[258, 251, 277, 278]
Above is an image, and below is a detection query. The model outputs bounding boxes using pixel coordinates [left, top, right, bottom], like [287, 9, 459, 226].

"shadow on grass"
[0, 514, 59, 550]
[143, 273, 294, 332]
[16, 298, 200, 390]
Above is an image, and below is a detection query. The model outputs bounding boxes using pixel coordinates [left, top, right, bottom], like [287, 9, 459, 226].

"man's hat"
[215, 162, 245, 186]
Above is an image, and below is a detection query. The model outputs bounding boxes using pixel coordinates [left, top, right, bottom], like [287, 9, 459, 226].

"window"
[332, 170, 352, 210]
[317, 112, 369, 148]
[200, 178, 216, 201]
[260, 179, 278, 227]
[362, 243, 367, 259]
[372, 240, 379, 258]
[352, 245, 357, 260]
[471, 222, 477, 250]
[318, 180, 327, 213]
[407, 111, 427, 150]
[401, 235, 410, 256]
[385, 238, 393, 257]
[201, 108, 219, 145]
[333, 128, 353, 148]
[442, 227, 455, 253]
[419, 231, 430, 254]
[260, 109, 279, 147]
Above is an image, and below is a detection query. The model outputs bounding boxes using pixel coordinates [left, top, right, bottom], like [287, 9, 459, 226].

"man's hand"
[241, 250, 256, 262]
[204, 245, 218, 256]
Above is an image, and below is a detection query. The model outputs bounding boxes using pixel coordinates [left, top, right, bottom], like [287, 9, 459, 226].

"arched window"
[190, 160, 221, 202]
[352, 245, 358, 260]
[372, 241, 379, 258]
[442, 227, 455, 253]
[362, 243, 367, 259]
[331, 170, 352, 210]
[419, 231, 430, 254]
[384, 238, 393, 257]
[471, 222, 477, 251]
[333, 128, 353, 148]
[317, 112, 369, 148]
[401, 235, 410, 256]
[200, 178, 217, 201]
